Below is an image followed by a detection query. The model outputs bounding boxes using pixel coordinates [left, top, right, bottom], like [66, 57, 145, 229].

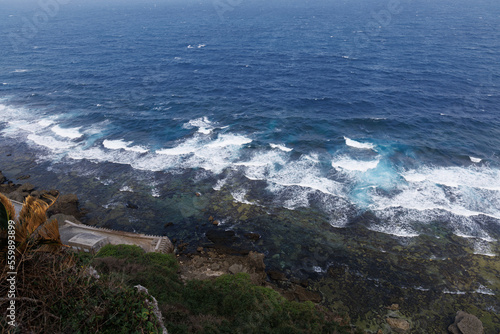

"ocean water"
[1, 0, 500, 323]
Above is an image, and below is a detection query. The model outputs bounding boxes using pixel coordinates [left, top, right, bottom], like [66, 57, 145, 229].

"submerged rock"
[244, 232, 261, 241]
[448, 311, 484, 334]
[126, 202, 139, 209]
[206, 230, 236, 244]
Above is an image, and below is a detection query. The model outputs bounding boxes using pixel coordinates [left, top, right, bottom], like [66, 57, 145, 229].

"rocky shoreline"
[0, 168, 494, 333]
[0, 169, 324, 304]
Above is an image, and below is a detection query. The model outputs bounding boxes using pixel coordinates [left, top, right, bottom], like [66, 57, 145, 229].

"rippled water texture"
[1, 0, 500, 331]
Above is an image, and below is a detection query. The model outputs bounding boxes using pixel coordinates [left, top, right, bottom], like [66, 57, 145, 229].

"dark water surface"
[1, 0, 499, 331]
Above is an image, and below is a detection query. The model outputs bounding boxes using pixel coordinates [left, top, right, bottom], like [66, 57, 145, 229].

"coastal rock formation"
[267, 269, 287, 281]
[283, 285, 322, 303]
[6, 190, 26, 203]
[135, 285, 168, 334]
[0, 171, 84, 218]
[448, 311, 484, 334]
[19, 182, 35, 193]
[0, 180, 33, 202]
[48, 193, 82, 218]
[386, 318, 410, 333]
[179, 250, 266, 285]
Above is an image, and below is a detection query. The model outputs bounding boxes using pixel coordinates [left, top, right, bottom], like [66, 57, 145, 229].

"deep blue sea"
[1, 1, 500, 321]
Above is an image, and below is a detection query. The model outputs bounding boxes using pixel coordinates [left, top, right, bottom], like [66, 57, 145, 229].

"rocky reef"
[0, 161, 498, 333]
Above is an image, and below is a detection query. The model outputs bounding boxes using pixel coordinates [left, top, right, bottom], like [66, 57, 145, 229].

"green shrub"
[53, 282, 162, 334]
[94, 244, 182, 304]
[91, 245, 354, 334]
[145, 251, 179, 268]
[97, 244, 145, 260]
[0, 249, 164, 333]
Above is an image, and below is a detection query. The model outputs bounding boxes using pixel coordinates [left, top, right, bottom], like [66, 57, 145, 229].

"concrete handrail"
[64, 220, 164, 240]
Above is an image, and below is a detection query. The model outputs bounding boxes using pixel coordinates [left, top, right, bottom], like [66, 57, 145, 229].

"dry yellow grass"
[0, 193, 16, 221]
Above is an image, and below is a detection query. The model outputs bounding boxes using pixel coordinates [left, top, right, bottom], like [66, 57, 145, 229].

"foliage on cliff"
[93, 244, 357, 334]
[0, 193, 354, 333]
[0, 195, 163, 333]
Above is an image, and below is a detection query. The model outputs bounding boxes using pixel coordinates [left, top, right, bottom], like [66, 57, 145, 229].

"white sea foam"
[142, 133, 251, 173]
[373, 181, 500, 221]
[344, 136, 375, 150]
[103, 139, 148, 153]
[156, 138, 199, 156]
[474, 250, 496, 257]
[155, 132, 252, 174]
[38, 119, 55, 127]
[213, 177, 228, 191]
[244, 153, 345, 211]
[238, 151, 284, 179]
[234, 161, 269, 167]
[278, 156, 342, 195]
[27, 134, 78, 150]
[466, 237, 497, 257]
[454, 233, 495, 243]
[267, 182, 311, 210]
[364, 164, 500, 239]
[0, 104, 32, 129]
[12, 69, 29, 73]
[401, 166, 500, 191]
[443, 289, 466, 295]
[206, 134, 252, 148]
[120, 185, 133, 192]
[313, 266, 324, 273]
[84, 120, 111, 136]
[102, 202, 119, 209]
[103, 139, 130, 150]
[270, 143, 293, 152]
[231, 189, 254, 205]
[4, 101, 499, 252]
[395, 166, 500, 221]
[332, 156, 380, 172]
[183, 117, 214, 134]
[151, 188, 160, 197]
[367, 217, 420, 238]
[475, 285, 495, 295]
[100, 179, 114, 185]
[51, 125, 83, 139]
[4, 120, 39, 134]
[470, 156, 482, 163]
